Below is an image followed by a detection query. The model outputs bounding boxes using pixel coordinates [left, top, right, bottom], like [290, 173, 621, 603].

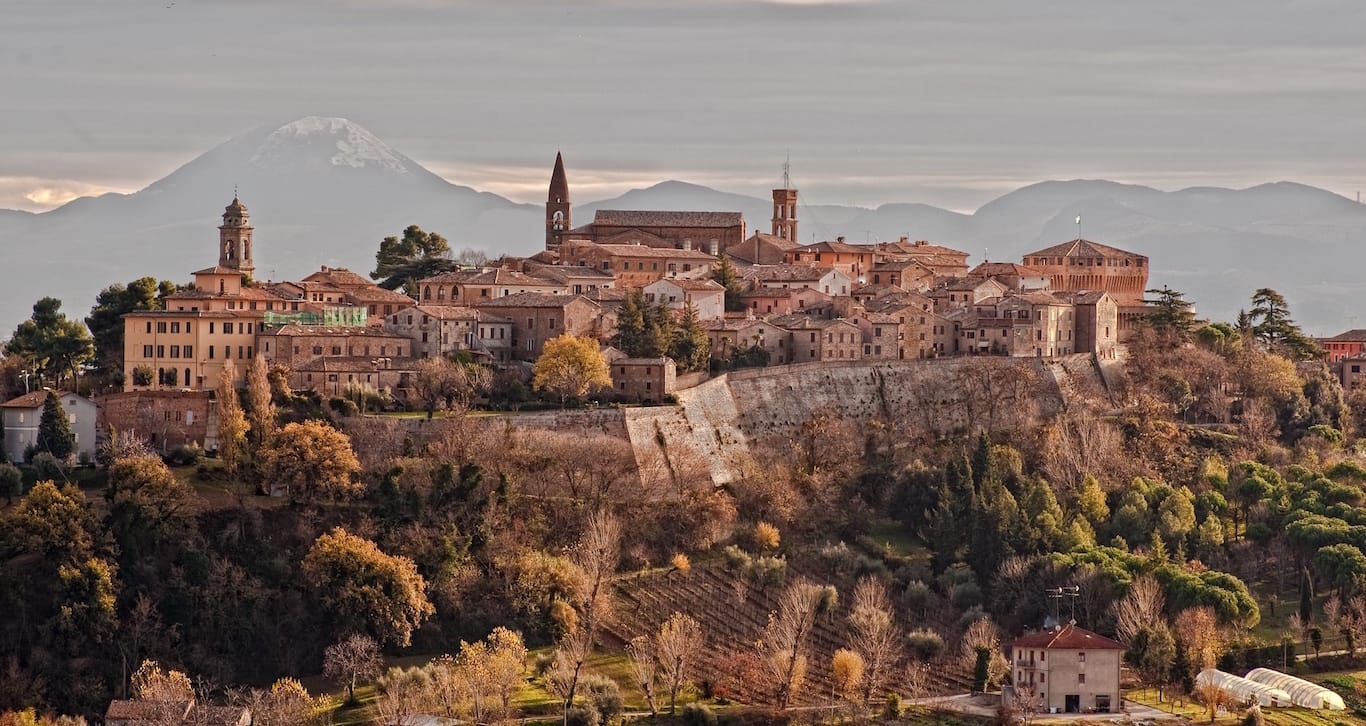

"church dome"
[224, 195, 249, 216]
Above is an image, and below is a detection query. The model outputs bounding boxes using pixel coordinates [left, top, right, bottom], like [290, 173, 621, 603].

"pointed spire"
[549, 151, 569, 204]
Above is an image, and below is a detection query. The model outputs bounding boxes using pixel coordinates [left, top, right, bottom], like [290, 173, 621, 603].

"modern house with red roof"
[1008, 623, 1124, 714]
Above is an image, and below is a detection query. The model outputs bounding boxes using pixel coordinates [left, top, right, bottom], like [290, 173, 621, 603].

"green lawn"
[1125, 688, 1348, 726]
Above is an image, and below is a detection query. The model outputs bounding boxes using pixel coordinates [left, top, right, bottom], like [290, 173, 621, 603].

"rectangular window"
[157, 322, 167, 333]
[183, 345, 193, 358]
[146, 322, 152, 334]
[156, 345, 165, 358]
[331, 346, 342, 355]
[208, 346, 215, 359]
[170, 322, 180, 333]
[143, 345, 154, 357]
[1078, 673, 1086, 684]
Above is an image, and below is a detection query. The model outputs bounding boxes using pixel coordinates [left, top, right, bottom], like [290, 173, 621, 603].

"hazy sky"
[3, 0, 1364, 212]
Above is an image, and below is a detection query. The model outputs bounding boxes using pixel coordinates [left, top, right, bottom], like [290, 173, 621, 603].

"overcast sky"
[3, 0, 1364, 213]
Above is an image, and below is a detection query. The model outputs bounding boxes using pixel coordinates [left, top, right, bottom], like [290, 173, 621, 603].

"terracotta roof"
[421, 268, 561, 287]
[863, 293, 932, 313]
[969, 262, 1048, 278]
[302, 266, 372, 288]
[262, 324, 405, 338]
[1004, 291, 1069, 306]
[591, 210, 744, 227]
[475, 292, 597, 309]
[344, 287, 416, 304]
[596, 229, 674, 247]
[584, 288, 629, 303]
[2, 390, 76, 408]
[740, 232, 800, 249]
[528, 265, 617, 281]
[769, 314, 857, 330]
[745, 264, 830, 282]
[650, 278, 725, 292]
[411, 304, 478, 320]
[591, 244, 716, 260]
[703, 318, 781, 332]
[793, 240, 871, 255]
[1010, 624, 1125, 650]
[123, 309, 255, 319]
[192, 265, 247, 276]
[877, 239, 970, 257]
[1058, 290, 1112, 305]
[295, 356, 415, 372]
[1324, 329, 1366, 342]
[1025, 238, 1146, 260]
[940, 277, 1009, 293]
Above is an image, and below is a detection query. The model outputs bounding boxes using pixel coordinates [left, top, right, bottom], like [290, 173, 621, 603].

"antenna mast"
[783, 151, 791, 189]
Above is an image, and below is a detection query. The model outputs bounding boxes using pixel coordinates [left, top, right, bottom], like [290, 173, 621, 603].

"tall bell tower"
[771, 159, 798, 242]
[546, 151, 571, 249]
[218, 194, 255, 276]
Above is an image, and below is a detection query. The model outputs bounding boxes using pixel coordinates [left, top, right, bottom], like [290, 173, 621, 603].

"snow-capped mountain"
[2, 116, 1365, 335]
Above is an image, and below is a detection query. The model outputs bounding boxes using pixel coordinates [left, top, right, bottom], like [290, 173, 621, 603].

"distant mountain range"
[3, 116, 1365, 336]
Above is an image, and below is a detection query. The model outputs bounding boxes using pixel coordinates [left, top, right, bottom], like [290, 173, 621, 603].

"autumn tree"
[760, 579, 831, 709]
[831, 649, 865, 707]
[1173, 606, 1225, 673]
[556, 511, 621, 726]
[625, 635, 660, 716]
[302, 527, 435, 647]
[371, 224, 455, 293]
[656, 612, 704, 714]
[130, 659, 195, 721]
[246, 354, 276, 447]
[324, 634, 383, 704]
[532, 334, 610, 406]
[847, 576, 903, 706]
[36, 392, 75, 461]
[215, 359, 248, 490]
[255, 678, 325, 726]
[106, 453, 196, 549]
[261, 420, 362, 501]
[5, 297, 94, 390]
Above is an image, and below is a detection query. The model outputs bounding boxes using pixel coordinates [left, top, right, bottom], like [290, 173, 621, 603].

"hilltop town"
[5, 155, 1366, 726]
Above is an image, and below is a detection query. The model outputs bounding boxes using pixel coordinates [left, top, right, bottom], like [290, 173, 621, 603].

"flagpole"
[1075, 215, 1081, 241]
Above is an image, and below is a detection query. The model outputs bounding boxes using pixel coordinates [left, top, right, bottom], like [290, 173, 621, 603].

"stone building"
[384, 305, 514, 363]
[738, 286, 830, 316]
[1022, 238, 1149, 306]
[472, 292, 608, 361]
[418, 268, 567, 306]
[703, 318, 792, 366]
[868, 259, 936, 290]
[772, 315, 864, 363]
[874, 238, 971, 277]
[783, 238, 876, 282]
[1008, 624, 1124, 714]
[2, 390, 98, 463]
[558, 241, 716, 288]
[967, 261, 1050, 291]
[727, 232, 798, 265]
[1320, 329, 1366, 363]
[861, 291, 937, 359]
[97, 390, 214, 454]
[745, 265, 851, 296]
[643, 278, 726, 320]
[606, 355, 677, 403]
[546, 153, 745, 252]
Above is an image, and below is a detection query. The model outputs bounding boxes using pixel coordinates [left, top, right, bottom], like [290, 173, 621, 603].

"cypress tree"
[36, 391, 75, 460]
[612, 291, 647, 356]
[1299, 567, 1314, 625]
[669, 303, 711, 372]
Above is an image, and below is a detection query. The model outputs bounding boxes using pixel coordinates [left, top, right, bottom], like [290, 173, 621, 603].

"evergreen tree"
[85, 277, 178, 388]
[0, 414, 6, 464]
[612, 290, 648, 356]
[1144, 286, 1199, 340]
[712, 255, 747, 312]
[37, 391, 75, 460]
[6, 297, 95, 390]
[643, 301, 675, 358]
[669, 303, 711, 372]
[1248, 288, 1322, 360]
[370, 225, 455, 293]
[1299, 567, 1314, 625]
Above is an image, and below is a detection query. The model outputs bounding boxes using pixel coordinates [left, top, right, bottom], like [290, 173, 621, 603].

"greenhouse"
[1244, 668, 1347, 710]
[1195, 669, 1292, 707]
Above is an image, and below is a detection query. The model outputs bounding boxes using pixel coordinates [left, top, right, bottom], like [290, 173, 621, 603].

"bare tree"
[558, 511, 621, 726]
[1193, 681, 1231, 723]
[323, 634, 383, 705]
[372, 666, 434, 726]
[656, 611, 705, 714]
[625, 635, 660, 717]
[1112, 575, 1165, 645]
[957, 618, 1008, 689]
[1039, 408, 1124, 492]
[759, 579, 830, 709]
[847, 576, 903, 707]
[1174, 607, 1225, 671]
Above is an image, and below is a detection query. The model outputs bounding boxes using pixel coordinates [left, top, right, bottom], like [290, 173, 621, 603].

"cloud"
[0, 177, 131, 212]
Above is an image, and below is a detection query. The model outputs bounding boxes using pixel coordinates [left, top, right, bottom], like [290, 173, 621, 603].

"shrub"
[905, 629, 945, 661]
[566, 705, 599, 726]
[329, 397, 359, 417]
[581, 674, 623, 725]
[30, 452, 64, 480]
[682, 703, 718, 726]
[883, 692, 903, 719]
[165, 443, 204, 466]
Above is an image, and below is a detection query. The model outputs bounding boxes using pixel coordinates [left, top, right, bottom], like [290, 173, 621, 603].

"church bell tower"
[771, 159, 798, 242]
[546, 151, 571, 249]
[218, 195, 255, 276]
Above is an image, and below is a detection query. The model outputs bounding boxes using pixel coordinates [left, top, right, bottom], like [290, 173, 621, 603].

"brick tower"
[546, 151, 571, 249]
[771, 160, 798, 242]
[218, 194, 255, 276]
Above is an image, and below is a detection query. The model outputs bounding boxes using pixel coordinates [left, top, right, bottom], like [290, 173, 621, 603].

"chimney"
[915, 240, 927, 247]
[899, 236, 909, 244]
[837, 236, 845, 243]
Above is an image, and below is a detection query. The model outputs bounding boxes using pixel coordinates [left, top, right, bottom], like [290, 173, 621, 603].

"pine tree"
[1249, 288, 1322, 360]
[1143, 286, 1198, 339]
[643, 301, 675, 358]
[712, 255, 746, 312]
[36, 391, 75, 460]
[612, 291, 647, 356]
[669, 303, 711, 372]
